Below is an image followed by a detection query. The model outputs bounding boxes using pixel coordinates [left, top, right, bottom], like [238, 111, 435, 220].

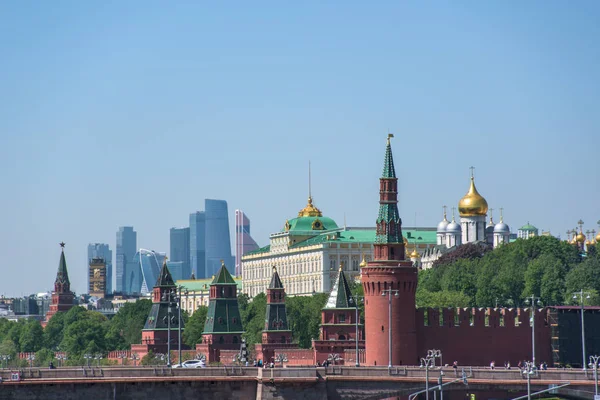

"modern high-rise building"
[116, 227, 137, 293]
[170, 227, 190, 280]
[189, 211, 206, 279]
[87, 243, 112, 294]
[125, 249, 165, 295]
[205, 199, 234, 278]
[235, 210, 259, 277]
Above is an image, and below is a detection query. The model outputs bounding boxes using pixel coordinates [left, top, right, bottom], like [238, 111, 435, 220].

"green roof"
[289, 228, 436, 249]
[324, 269, 355, 309]
[212, 263, 236, 285]
[269, 269, 284, 289]
[519, 223, 538, 231]
[155, 261, 175, 288]
[176, 278, 242, 292]
[382, 139, 396, 179]
[55, 248, 70, 286]
[245, 244, 270, 256]
[286, 216, 338, 232]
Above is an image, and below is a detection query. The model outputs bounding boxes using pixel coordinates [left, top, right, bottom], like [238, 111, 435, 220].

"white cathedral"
[419, 172, 511, 269]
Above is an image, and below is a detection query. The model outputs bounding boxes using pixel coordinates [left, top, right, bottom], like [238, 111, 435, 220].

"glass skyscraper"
[235, 210, 259, 277]
[87, 243, 113, 294]
[205, 199, 234, 277]
[116, 226, 137, 293]
[189, 211, 206, 278]
[125, 249, 165, 294]
[170, 227, 190, 280]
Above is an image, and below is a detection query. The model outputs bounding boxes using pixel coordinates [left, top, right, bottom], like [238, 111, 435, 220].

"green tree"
[241, 293, 267, 348]
[565, 257, 600, 295]
[183, 306, 208, 347]
[35, 348, 55, 367]
[0, 338, 17, 362]
[60, 310, 109, 357]
[286, 293, 328, 348]
[19, 319, 44, 353]
[43, 311, 65, 349]
[104, 299, 152, 350]
[416, 289, 471, 308]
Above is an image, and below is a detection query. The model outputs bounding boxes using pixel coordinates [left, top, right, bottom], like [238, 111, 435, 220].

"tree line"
[417, 236, 599, 308]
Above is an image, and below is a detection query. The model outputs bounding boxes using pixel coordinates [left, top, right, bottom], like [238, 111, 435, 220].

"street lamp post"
[348, 294, 364, 367]
[522, 361, 535, 400]
[420, 353, 435, 400]
[0, 354, 10, 369]
[117, 352, 127, 366]
[327, 353, 341, 366]
[26, 354, 35, 369]
[274, 353, 288, 368]
[83, 354, 92, 368]
[524, 295, 541, 367]
[163, 288, 178, 367]
[573, 290, 591, 370]
[56, 354, 67, 368]
[177, 286, 188, 367]
[381, 289, 399, 368]
[590, 355, 600, 396]
[130, 353, 139, 367]
[94, 354, 102, 367]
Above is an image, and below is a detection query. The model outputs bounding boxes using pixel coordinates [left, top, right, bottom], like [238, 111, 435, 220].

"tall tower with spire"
[254, 266, 298, 363]
[44, 243, 75, 326]
[361, 135, 418, 366]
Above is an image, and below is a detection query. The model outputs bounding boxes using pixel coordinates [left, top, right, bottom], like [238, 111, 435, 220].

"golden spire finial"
[339, 261, 344, 272]
[489, 208, 494, 224]
[387, 132, 394, 145]
[163, 255, 168, 266]
[451, 207, 457, 222]
[272, 265, 277, 273]
[578, 219, 584, 233]
[469, 166, 475, 179]
[220, 259, 224, 266]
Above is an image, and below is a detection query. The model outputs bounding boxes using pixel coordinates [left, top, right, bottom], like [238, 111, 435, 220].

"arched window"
[233, 336, 238, 344]
[339, 335, 346, 340]
[219, 336, 224, 344]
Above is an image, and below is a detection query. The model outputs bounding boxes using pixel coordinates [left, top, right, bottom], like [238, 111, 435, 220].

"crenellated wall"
[416, 307, 552, 366]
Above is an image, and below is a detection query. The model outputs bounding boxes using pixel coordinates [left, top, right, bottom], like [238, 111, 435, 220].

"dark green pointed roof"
[155, 260, 175, 287]
[212, 262, 236, 285]
[269, 268, 284, 289]
[382, 137, 396, 179]
[324, 269, 355, 309]
[55, 249, 70, 285]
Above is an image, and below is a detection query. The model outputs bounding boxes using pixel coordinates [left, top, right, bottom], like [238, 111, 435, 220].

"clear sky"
[1, 1, 599, 297]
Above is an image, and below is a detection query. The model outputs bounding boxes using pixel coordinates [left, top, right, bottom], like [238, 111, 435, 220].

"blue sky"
[1, 1, 599, 296]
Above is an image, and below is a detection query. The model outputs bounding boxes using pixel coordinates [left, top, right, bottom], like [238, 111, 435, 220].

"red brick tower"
[361, 135, 418, 366]
[44, 242, 75, 326]
[254, 267, 297, 364]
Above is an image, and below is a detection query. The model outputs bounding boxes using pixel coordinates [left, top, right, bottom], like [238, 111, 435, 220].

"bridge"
[0, 366, 598, 399]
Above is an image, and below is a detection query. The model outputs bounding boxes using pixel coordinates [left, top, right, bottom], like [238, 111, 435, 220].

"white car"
[172, 359, 206, 368]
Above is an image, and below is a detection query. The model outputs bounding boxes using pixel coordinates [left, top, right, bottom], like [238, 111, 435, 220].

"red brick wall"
[415, 307, 552, 367]
[279, 349, 314, 366]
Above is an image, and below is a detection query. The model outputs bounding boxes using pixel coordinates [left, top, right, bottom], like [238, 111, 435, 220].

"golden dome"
[410, 249, 420, 259]
[596, 232, 600, 243]
[298, 196, 323, 217]
[576, 232, 586, 243]
[359, 254, 367, 268]
[458, 177, 488, 217]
